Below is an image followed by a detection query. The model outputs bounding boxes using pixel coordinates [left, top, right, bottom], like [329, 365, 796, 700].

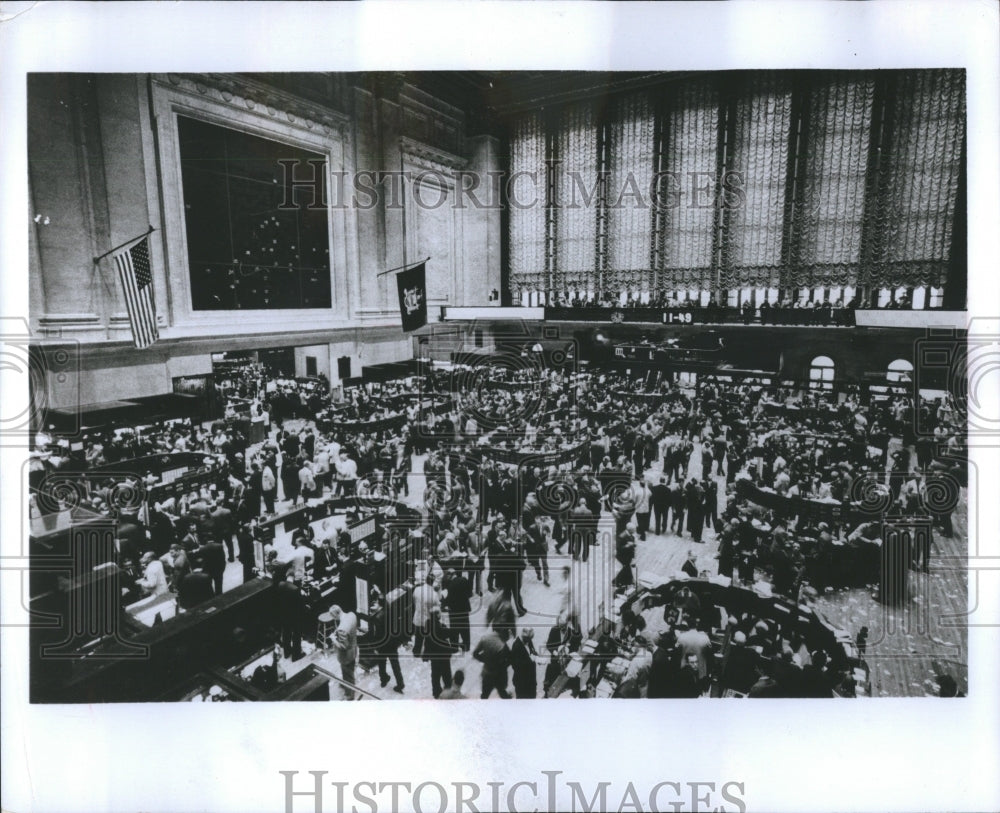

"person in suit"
[422, 607, 458, 699]
[236, 522, 257, 583]
[650, 477, 671, 536]
[681, 549, 699, 578]
[713, 436, 728, 476]
[510, 627, 539, 699]
[473, 628, 512, 699]
[703, 478, 719, 531]
[368, 597, 405, 694]
[443, 568, 473, 652]
[274, 572, 305, 660]
[646, 630, 678, 699]
[208, 499, 235, 561]
[312, 536, 338, 580]
[685, 478, 705, 542]
[523, 519, 550, 586]
[462, 530, 485, 596]
[567, 498, 595, 563]
[198, 538, 228, 597]
[543, 612, 583, 696]
[675, 618, 713, 692]
[177, 565, 215, 611]
[614, 529, 636, 590]
[669, 481, 686, 535]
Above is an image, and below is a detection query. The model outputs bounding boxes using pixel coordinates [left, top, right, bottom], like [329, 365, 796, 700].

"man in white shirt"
[411, 572, 440, 657]
[335, 452, 358, 496]
[313, 448, 330, 493]
[632, 479, 652, 541]
[137, 552, 169, 597]
[330, 604, 359, 699]
[287, 537, 314, 583]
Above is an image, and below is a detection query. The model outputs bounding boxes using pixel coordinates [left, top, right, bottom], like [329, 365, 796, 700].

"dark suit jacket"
[177, 571, 215, 609]
[199, 541, 227, 578]
[646, 646, 676, 698]
[510, 637, 537, 695]
[237, 529, 256, 565]
[650, 484, 670, 509]
[422, 615, 459, 658]
[312, 545, 338, 579]
[273, 580, 305, 627]
[445, 575, 472, 613]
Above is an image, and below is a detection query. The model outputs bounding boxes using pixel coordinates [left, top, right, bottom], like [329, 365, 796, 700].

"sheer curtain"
[606, 92, 656, 298]
[793, 75, 875, 290]
[721, 73, 793, 292]
[508, 111, 547, 300]
[658, 78, 719, 294]
[553, 102, 599, 296]
[867, 69, 965, 288]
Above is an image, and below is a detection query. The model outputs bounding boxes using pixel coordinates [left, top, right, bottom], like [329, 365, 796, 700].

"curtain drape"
[553, 102, 599, 294]
[508, 111, 547, 299]
[791, 75, 875, 289]
[863, 69, 965, 288]
[606, 91, 656, 297]
[657, 78, 719, 292]
[506, 70, 965, 303]
[720, 73, 793, 291]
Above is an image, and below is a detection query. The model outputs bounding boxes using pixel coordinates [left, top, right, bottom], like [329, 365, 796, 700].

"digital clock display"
[662, 310, 694, 324]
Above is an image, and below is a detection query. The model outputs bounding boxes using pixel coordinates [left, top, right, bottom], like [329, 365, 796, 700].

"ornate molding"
[157, 73, 350, 139]
[400, 136, 467, 178]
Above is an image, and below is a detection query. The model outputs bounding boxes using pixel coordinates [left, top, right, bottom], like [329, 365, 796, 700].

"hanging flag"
[395, 261, 427, 332]
[113, 236, 159, 348]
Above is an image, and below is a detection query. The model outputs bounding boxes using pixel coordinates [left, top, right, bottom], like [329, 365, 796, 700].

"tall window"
[606, 92, 656, 294]
[864, 70, 966, 290]
[659, 78, 719, 292]
[554, 103, 600, 294]
[721, 73, 793, 291]
[792, 76, 875, 288]
[177, 116, 331, 310]
[508, 112, 547, 300]
[809, 355, 836, 390]
[505, 70, 965, 306]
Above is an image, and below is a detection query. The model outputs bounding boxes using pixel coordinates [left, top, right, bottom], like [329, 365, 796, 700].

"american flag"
[113, 236, 159, 348]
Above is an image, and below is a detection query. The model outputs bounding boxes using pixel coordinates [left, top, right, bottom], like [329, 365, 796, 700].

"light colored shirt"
[632, 484, 651, 513]
[138, 560, 169, 596]
[288, 546, 313, 580]
[412, 582, 440, 627]
[334, 612, 358, 664]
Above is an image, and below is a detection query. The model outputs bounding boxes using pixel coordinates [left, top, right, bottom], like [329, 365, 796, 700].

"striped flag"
[113, 236, 159, 348]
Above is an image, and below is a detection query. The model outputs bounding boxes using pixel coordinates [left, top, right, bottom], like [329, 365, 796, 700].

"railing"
[543, 305, 858, 326]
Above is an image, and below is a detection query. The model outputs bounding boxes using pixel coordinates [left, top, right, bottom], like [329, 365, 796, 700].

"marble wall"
[28, 73, 502, 408]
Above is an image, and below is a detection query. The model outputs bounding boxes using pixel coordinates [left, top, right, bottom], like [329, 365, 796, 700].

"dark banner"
[396, 262, 427, 332]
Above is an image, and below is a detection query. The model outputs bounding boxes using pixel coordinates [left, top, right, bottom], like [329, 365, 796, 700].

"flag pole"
[93, 225, 156, 264]
[376, 256, 430, 278]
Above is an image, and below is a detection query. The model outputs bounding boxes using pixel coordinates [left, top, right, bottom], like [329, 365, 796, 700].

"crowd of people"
[531, 286, 941, 316]
[29, 353, 966, 699]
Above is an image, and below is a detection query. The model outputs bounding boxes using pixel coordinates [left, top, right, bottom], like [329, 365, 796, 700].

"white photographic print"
[1, 3, 998, 813]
